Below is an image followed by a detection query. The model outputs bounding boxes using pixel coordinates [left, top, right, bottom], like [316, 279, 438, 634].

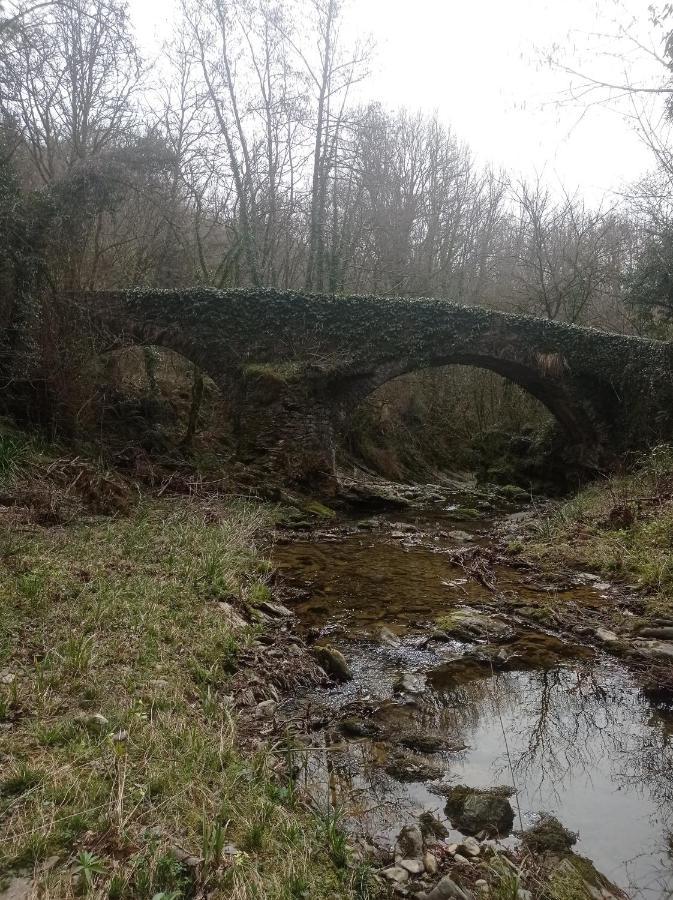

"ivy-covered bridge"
[72, 287, 673, 485]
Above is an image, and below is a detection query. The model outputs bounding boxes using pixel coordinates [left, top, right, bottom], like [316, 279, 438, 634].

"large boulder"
[444, 785, 515, 837]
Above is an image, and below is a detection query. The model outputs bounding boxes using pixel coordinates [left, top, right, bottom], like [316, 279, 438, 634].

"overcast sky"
[129, 0, 664, 203]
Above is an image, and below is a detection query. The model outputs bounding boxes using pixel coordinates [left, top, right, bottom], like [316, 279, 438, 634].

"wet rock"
[380, 626, 402, 647]
[448, 530, 474, 543]
[444, 785, 515, 837]
[417, 874, 473, 900]
[435, 610, 515, 643]
[257, 599, 293, 618]
[427, 654, 493, 688]
[419, 811, 449, 841]
[637, 626, 673, 640]
[634, 639, 673, 660]
[312, 645, 353, 682]
[400, 733, 466, 754]
[498, 484, 529, 501]
[594, 627, 619, 644]
[394, 671, 426, 694]
[521, 815, 577, 854]
[339, 717, 380, 738]
[428, 633, 585, 689]
[451, 507, 481, 520]
[385, 749, 442, 782]
[395, 824, 424, 861]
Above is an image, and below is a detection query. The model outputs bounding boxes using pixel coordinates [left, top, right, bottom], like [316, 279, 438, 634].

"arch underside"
[345, 353, 602, 445]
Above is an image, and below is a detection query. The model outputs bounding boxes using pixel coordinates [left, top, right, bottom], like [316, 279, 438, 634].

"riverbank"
[493, 447, 673, 695]
[2, 431, 673, 900]
[510, 445, 673, 619]
[0, 485, 380, 900]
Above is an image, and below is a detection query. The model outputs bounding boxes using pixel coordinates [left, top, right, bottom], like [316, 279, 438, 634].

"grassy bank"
[520, 445, 673, 616]
[0, 482, 370, 899]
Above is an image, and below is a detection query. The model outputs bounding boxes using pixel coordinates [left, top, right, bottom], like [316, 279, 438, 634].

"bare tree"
[0, 0, 142, 183]
[510, 179, 621, 325]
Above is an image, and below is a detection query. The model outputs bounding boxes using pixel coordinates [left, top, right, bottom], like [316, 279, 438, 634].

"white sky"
[130, 0, 664, 203]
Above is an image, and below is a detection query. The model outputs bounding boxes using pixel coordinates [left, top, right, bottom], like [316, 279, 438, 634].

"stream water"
[273, 504, 673, 899]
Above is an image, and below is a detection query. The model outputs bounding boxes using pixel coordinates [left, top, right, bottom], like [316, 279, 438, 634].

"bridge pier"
[231, 372, 338, 491]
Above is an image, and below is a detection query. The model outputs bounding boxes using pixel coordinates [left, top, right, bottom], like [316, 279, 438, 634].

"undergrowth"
[0, 497, 368, 899]
[524, 444, 673, 613]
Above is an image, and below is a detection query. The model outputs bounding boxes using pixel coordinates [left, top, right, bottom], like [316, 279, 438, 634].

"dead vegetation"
[0, 481, 374, 899]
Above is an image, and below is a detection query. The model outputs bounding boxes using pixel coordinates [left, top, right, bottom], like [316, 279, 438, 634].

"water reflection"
[274, 524, 673, 898]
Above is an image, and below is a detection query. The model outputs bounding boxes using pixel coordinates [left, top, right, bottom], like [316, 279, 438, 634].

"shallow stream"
[273, 503, 673, 899]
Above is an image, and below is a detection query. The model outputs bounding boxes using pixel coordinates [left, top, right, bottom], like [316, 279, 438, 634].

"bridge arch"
[65, 288, 673, 485]
[82, 342, 232, 454]
[333, 351, 610, 448]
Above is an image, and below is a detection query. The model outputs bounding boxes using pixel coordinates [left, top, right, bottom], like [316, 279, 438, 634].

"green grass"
[0, 497, 366, 899]
[524, 445, 673, 615]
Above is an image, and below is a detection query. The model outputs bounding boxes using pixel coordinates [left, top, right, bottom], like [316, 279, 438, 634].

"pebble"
[395, 824, 424, 861]
[419, 875, 472, 900]
[380, 626, 402, 647]
[257, 600, 293, 618]
[595, 627, 619, 643]
[0, 672, 16, 685]
[254, 699, 277, 719]
[382, 865, 410, 884]
[312, 645, 353, 682]
[448, 530, 474, 542]
[86, 713, 109, 729]
[453, 853, 471, 865]
[475, 880, 489, 895]
[423, 851, 438, 875]
[399, 857, 424, 875]
[215, 602, 248, 628]
[460, 836, 481, 857]
[394, 671, 426, 694]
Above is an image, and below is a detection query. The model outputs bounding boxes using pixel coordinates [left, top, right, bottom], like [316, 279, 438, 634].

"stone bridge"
[71, 287, 673, 485]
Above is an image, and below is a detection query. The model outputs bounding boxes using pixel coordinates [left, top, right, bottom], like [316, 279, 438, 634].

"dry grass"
[523, 445, 673, 615]
[0, 496, 372, 900]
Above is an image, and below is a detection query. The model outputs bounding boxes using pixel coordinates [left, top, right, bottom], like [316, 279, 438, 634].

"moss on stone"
[302, 500, 336, 519]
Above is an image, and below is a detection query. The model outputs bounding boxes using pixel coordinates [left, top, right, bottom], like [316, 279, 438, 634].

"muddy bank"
[263, 483, 673, 899]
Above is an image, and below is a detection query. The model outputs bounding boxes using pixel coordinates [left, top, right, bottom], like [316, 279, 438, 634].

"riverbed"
[273, 502, 673, 899]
